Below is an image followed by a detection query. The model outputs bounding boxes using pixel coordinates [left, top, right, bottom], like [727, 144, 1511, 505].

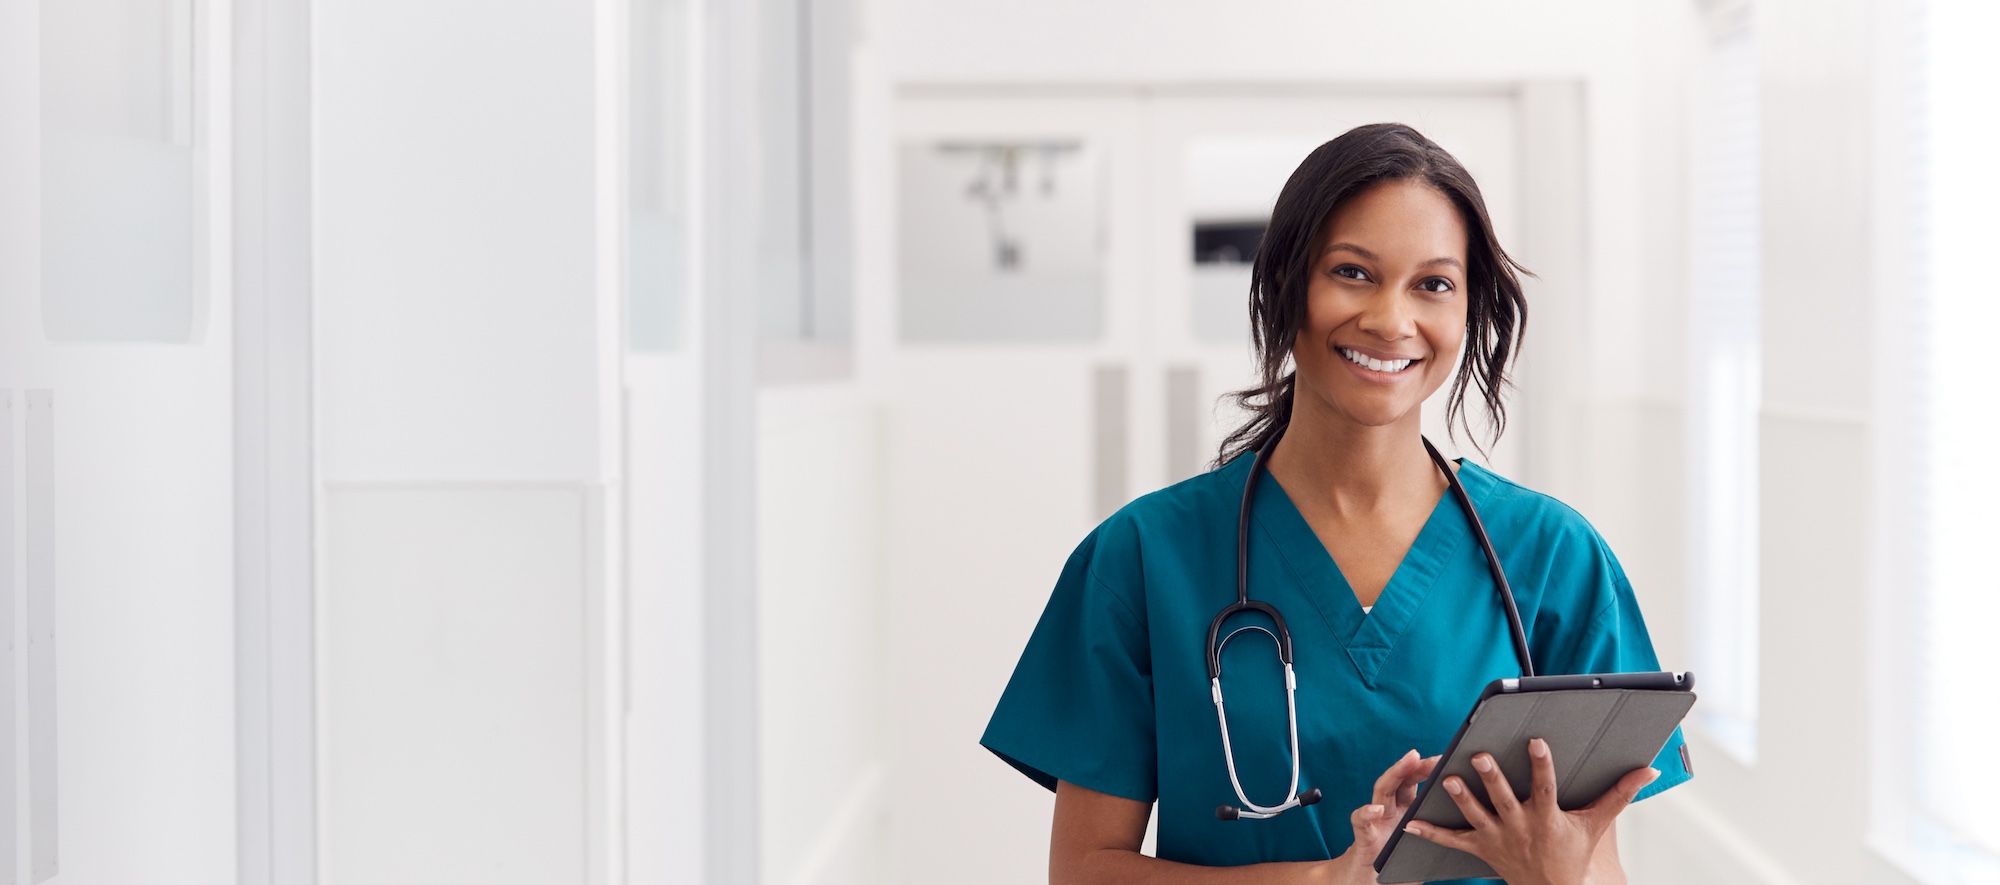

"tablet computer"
[1373, 671, 1697, 883]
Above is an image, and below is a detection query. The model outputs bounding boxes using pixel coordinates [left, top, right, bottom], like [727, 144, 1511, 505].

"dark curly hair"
[1213, 122, 1531, 467]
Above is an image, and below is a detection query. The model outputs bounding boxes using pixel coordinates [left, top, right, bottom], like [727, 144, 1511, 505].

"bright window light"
[1685, 19, 1761, 765]
[1908, 0, 2000, 879]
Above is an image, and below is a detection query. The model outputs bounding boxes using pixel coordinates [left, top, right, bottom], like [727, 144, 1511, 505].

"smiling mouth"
[1337, 346, 1421, 374]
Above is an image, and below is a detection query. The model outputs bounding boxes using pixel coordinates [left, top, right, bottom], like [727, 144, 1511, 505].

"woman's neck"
[1264, 395, 1446, 519]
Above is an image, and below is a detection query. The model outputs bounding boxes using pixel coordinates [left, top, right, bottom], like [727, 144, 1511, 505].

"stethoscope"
[1208, 424, 1536, 821]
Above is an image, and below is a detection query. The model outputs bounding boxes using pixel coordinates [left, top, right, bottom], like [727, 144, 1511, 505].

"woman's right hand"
[1319, 749, 1441, 885]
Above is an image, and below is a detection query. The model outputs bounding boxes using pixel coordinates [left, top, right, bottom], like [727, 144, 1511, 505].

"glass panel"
[755, 0, 853, 358]
[1684, 21, 1761, 765]
[897, 140, 1103, 342]
[628, 0, 691, 352]
[41, 0, 197, 342]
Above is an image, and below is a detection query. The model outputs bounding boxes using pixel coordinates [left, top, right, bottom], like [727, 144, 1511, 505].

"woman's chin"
[1329, 403, 1423, 430]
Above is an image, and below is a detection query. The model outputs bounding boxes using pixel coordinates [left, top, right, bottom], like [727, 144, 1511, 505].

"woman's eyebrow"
[1323, 242, 1465, 273]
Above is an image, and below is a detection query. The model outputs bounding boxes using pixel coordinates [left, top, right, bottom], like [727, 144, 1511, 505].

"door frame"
[232, 0, 318, 881]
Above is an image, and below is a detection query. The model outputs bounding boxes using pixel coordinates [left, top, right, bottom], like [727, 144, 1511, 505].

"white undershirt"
[1362, 605, 1373, 615]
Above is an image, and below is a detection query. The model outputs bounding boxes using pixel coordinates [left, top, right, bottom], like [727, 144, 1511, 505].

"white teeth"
[1340, 347, 1414, 374]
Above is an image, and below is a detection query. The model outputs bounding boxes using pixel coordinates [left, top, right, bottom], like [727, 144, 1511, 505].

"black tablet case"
[1374, 673, 1697, 883]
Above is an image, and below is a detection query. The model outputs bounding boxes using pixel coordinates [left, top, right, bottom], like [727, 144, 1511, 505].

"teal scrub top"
[981, 451, 1692, 883]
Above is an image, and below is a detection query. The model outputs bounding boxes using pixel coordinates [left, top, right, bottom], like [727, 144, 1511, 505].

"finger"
[1470, 752, 1522, 821]
[1350, 802, 1386, 836]
[1580, 766, 1661, 833]
[1374, 748, 1420, 807]
[1527, 738, 1559, 815]
[1402, 820, 1478, 855]
[1394, 755, 1443, 809]
[1440, 774, 1497, 831]
[1417, 754, 1443, 778]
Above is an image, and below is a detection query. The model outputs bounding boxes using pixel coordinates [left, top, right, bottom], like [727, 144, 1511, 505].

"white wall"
[756, 388, 889, 885]
[312, 0, 623, 880]
[742, 19, 897, 885]
[319, 485, 592, 885]
[0, 1, 239, 881]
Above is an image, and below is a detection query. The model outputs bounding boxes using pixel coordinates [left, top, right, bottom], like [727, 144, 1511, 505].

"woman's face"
[1291, 178, 1470, 432]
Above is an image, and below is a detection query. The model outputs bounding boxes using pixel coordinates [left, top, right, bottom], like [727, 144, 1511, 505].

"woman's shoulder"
[1067, 454, 1251, 588]
[1455, 459, 1627, 579]
[1090, 452, 1255, 553]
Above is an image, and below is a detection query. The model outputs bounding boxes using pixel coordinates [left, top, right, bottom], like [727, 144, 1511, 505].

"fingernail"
[1406, 748, 1419, 761]
[1645, 767, 1661, 783]
[1530, 738, 1548, 758]
[1472, 754, 1492, 772]
[1404, 823, 1423, 836]
[1444, 777, 1463, 795]
[1367, 804, 1384, 816]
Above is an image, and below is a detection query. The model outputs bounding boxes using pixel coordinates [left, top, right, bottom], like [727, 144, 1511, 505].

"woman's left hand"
[1399, 738, 1659, 885]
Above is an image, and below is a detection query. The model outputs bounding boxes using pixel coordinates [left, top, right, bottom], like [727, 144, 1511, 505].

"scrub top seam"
[1245, 464, 1362, 645]
[1087, 568, 1148, 632]
[1357, 502, 1471, 659]
[1252, 515, 1351, 646]
[1589, 583, 1623, 631]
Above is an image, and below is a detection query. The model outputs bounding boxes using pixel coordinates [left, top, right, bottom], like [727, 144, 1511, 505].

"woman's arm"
[1051, 781, 1338, 885]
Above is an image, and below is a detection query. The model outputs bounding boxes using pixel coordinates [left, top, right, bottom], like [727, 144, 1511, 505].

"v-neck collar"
[1238, 453, 1479, 689]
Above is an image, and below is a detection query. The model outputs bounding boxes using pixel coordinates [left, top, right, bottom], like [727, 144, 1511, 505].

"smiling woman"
[979, 123, 1690, 885]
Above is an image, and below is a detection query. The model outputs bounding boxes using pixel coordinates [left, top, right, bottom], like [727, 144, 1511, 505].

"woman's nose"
[1355, 290, 1417, 340]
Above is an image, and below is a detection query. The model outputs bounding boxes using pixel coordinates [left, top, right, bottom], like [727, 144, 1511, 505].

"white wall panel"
[321, 484, 590, 885]
[622, 356, 705, 885]
[756, 389, 887, 885]
[314, 0, 600, 484]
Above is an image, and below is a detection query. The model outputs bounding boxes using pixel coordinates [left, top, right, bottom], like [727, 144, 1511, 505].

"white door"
[881, 87, 1538, 885]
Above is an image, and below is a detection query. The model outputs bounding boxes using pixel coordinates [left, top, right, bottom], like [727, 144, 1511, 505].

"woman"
[980, 123, 1691, 885]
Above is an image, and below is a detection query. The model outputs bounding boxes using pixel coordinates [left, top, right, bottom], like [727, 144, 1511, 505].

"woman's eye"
[1419, 277, 1455, 294]
[1332, 264, 1370, 281]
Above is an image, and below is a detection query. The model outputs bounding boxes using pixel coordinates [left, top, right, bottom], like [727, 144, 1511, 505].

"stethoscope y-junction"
[1207, 425, 1537, 821]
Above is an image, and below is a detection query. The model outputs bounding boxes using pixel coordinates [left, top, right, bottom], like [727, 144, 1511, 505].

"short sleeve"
[979, 526, 1158, 803]
[1545, 565, 1695, 803]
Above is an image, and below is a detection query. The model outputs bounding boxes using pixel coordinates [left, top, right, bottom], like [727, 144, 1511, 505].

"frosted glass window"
[41, 0, 200, 342]
[897, 140, 1103, 342]
[628, 0, 692, 352]
[1908, 1, 2000, 879]
[1684, 20, 1760, 764]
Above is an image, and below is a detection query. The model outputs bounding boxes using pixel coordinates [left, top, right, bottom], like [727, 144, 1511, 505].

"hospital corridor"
[0, 0, 1996, 883]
